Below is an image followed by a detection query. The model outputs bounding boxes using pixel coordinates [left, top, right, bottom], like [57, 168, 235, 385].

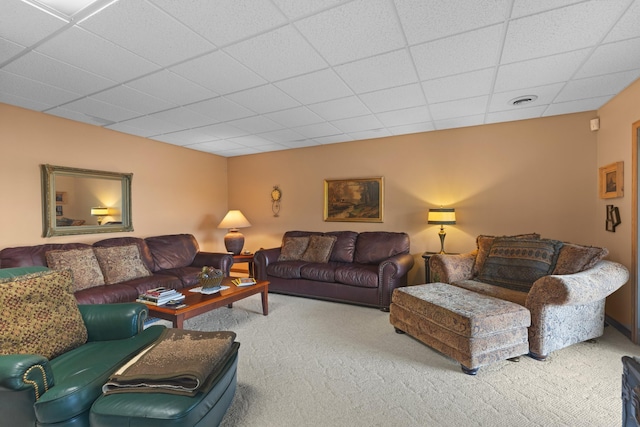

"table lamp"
[91, 207, 109, 225]
[218, 210, 251, 255]
[428, 208, 456, 254]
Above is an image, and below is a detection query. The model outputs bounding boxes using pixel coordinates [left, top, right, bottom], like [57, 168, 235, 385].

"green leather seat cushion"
[34, 325, 164, 425]
[90, 343, 239, 427]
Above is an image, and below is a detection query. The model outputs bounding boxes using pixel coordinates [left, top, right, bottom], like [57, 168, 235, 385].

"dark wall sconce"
[606, 205, 621, 232]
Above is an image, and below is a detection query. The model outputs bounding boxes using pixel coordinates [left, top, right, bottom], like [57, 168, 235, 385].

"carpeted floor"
[151, 292, 638, 426]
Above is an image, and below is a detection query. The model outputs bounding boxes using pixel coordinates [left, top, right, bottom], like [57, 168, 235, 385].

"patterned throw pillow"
[0, 269, 88, 360]
[552, 243, 609, 275]
[472, 233, 541, 276]
[93, 244, 153, 285]
[301, 235, 337, 263]
[278, 236, 310, 261]
[46, 247, 105, 291]
[478, 237, 563, 292]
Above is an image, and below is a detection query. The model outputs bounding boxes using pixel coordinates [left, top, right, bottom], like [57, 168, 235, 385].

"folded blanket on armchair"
[103, 328, 237, 396]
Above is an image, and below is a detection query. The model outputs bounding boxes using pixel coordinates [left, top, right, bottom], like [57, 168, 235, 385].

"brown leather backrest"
[354, 232, 410, 264]
[145, 234, 199, 271]
[0, 243, 92, 268]
[93, 236, 155, 272]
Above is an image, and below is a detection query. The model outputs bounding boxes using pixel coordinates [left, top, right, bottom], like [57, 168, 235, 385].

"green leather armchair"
[0, 303, 165, 427]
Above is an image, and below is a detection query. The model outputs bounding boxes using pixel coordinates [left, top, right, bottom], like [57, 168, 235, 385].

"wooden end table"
[142, 277, 268, 328]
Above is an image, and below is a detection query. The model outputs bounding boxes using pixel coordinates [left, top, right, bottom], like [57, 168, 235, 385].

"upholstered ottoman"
[89, 343, 239, 427]
[390, 283, 530, 374]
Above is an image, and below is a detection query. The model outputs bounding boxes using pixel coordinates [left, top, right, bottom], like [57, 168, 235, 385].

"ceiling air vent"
[509, 95, 538, 106]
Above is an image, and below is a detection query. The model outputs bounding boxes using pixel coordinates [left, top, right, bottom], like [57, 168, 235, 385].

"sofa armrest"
[191, 252, 234, 276]
[0, 354, 54, 394]
[429, 251, 477, 283]
[78, 303, 148, 341]
[527, 260, 629, 307]
[254, 248, 281, 280]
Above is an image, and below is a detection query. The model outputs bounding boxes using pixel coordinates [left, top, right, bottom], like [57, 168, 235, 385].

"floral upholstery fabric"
[301, 235, 337, 263]
[472, 233, 540, 276]
[45, 247, 105, 291]
[277, 237, 310, 261]
[93, 244, 152, 285]
[552, 243, 609, 275]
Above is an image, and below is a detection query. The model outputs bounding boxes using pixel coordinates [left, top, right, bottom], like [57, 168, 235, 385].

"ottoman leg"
[461, 365, 478, 375]
[394, 328, 405, 334]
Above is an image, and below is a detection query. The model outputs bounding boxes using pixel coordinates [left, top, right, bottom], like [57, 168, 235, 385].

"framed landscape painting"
[599, 161, 623, 199]
[324, 177, 383, 222]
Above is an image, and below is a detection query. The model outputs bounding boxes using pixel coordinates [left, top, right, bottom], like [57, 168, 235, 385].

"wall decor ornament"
[606, 204, 621, 232]
[599, 161, 623, 199]
[324, 177, 383, 222]
[271, 185, 281, 217]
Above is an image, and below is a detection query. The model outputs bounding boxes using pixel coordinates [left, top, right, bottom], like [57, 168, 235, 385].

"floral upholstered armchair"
[429, 234, 629, 360]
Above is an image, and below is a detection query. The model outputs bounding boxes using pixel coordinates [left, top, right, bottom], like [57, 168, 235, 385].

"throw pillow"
[45, 247, 105, 291]
[301, 235, 337, 263]
[472, 233, 541, 276]
[278, 236, 310, 261]
[478, 237, 563, 293]
[0, 269, 88, 360]
[93, 244, 153, 285]
[552, 243, 609, 275]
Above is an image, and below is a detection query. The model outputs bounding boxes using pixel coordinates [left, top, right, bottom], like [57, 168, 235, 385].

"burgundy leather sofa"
[254, 231, 414, 311]
[0, 234, 233, 304]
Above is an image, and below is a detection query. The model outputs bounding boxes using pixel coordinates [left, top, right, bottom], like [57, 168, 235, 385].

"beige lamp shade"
[218, 210, 251, 255]
[90, 207, 109, 216]
[427, 208, 456, 254]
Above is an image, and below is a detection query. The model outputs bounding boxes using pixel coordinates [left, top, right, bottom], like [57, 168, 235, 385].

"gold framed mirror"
[41, 164, 133, 237]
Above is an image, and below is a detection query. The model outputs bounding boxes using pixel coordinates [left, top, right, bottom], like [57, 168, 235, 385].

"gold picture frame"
[599, 161, 623, 199]
[324, 177, 383, 222]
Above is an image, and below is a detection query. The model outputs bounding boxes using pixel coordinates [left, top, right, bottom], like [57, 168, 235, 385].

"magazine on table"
[232, 277, 256, 287]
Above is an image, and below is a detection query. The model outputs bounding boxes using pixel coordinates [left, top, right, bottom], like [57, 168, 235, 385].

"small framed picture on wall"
[599, 161, 623, 199]
[56, 205, 63, 216]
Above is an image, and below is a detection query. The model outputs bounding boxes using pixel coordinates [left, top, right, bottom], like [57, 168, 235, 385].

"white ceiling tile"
[259, 128, 307, 143]
[0, 37, 24, 63]
[313, 134, 353, 145]
[125, 71, 217, 106]
[0, 0, 67, 46]
[79, 0, 213, 66]
[434, 114, 485, 130]
[544, 95, 613, 116]
[347, 128, 392, 140]
[411, 25, 503, 80]
[604, 0, 640, 43]
[331, 115, 383, 133]
[280, 139, 321, 148]
[494, 49, 590, 92]
[224, 25, 327, 81]
[91, 86, 175, 115]
[226, 85, 300, 114]
[36, 26, 158, 82]
[335, 50, 418, 94]
[359, 83, 425, 113]
[170, 50, 266, 95]
[148, 128, 215, 145]
[486, 105, 547, 124]
[104, 121, 156, 137]
[502, 1, 630, 64]
[307, 96, 371, 121]
[575, 37, 640, 78]
[272, 0, 344, 20]
[376, 106, 430, 127]
[63, 97, 141, 122]
[265, 107, 324, 128]
[227, 116, 284, 134]
[107, 116, 184, 137]
[197, 123, 249, 139]
[422, 68, 495, 104]
[276, 68, 353, 104]
[555, 70, 640, 102]
[0, 70, 79, 107]
[489, 83, 564, 112]
[388, 122, 435, 135]
[3, 51, 114, 95]
[226, 134, 276, 148]
[186, 97, 254, 122]
[185, 139, 245, 152]
[395, 0, 510, 45]
[510, 0, 584, 18]
[151, 0, 287, 47]
[214, 146, 262, 157]
[296, 0, 405, 65]
[430, 96, 488, 121]
[0, 92, 55, 111]
[149, 107, 216, 128]
[293, 122, 343, 138]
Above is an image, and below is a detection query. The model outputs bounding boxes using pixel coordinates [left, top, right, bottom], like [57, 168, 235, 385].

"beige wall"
[596, 77, 640, 329]
[228, 112, 600, 290]
[0, 103, 229, 251]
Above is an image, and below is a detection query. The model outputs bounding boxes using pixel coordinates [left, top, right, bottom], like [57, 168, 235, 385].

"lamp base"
[224, 230, 245, 255]
[438, 227, 447, 254]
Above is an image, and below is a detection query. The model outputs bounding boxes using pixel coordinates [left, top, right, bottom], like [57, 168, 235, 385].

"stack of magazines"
[137, 287, 185, 306]
[232, 277, 256, 287]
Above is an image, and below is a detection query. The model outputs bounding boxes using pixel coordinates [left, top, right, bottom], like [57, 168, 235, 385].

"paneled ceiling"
[2, 0, 639, 157]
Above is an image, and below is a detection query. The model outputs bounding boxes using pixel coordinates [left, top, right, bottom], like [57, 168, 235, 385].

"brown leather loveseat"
[254, 231, 414, 311]
[0, 234, 233, 304]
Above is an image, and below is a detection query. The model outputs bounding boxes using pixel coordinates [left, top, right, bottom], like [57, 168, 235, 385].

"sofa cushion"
[300, 262, 336, 282]
[278, 236, 310, 261]
[301, 235, 337, 263]
[93, 244, 152, 285]
[354, 232, 410, 264]
[145, 234, 199, 271]
[0, 269, 88, 360]
[552, 243, 609, 275]
[45, 248, 105, 291]
[472, 233, 541, 276]
[335, 264, 379, 288]
[478, 238, 563, 292]
[0, 243, 91, 268]
[267, 261, 307, 279]
[93, 237, 155, 271]
[326, 231, 358, 263]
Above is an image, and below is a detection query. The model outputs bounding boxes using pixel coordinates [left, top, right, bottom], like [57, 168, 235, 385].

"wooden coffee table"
[142, 277, 269, 328]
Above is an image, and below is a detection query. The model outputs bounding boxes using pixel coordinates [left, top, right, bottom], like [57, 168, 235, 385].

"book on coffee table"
[232, 278, 256, 287]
